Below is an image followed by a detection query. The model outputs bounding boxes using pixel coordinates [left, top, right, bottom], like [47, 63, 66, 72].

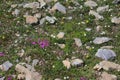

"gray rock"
[93, 37, 112, 44]
[97, 5, 109, 13]
[39, 18, 46, 25]
[23, 2, 40, 8]
[71, 59, 83, 66]
[45, 16, 56, 24]
[0, 61, 13, 71]
[84, 0, 97, 8]
[111, 17, 120, 24]
[74, 38, 82, 47]
[50, 2, 66, 14]
[95, 49, 116, 60]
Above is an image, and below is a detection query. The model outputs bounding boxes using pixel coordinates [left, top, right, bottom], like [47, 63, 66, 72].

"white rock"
[98, 72, 117, 80]
[95, 49, 116, 60]
[12, 9, 20, 16]
[0, 61, 13, 71]
[32, 59, 39, 67]
[50, 2, 66, 14]
[34, 13, 41, 18]
[94, 60, 120, 71]
[23, 2, 40, 8]
[71, 59, 83, 66]
[93, 37, 112, 44]
[111, 17, 120, 24]
[74, 38, 82, 47]
[38, 0, 46, 8]
[57, 32, 65, 39]
[39, 18, 46, 25]
[84, 0, 97, 8]
[45, 16, 56, 24]
[57, 44, 65, 49]
[0, 77, 5, 80]
[26, 16, 38, 24]
[62, 59, 71, 69]
[89, 10, 104, 20]
[97, 5, 109, 13]
[85, 28, 91, 31]
[17, 49, 25, 57]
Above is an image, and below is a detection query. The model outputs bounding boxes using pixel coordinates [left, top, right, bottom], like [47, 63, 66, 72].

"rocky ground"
[0, 0, 120, 80]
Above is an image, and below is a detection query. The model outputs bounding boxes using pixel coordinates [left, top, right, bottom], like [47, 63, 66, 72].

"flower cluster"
[32, 39, 49, 48]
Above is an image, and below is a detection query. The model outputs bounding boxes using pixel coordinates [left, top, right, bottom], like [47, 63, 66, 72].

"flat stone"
[93, 37, 112, 44]
[57, 44, 65, 49]
[23, 2, 40, 8]
[50, 2, 66, 14]
[0, 61, 13, 71]
[111, 17, 120, 24]
[97, 72, 117, 80]
[97, 5, 109, 13]
[74, 38, 82, 47]
[62, 59, 71, 69]
[84, 0, 97, 8]
[45, 16, 56, 24]
[89, 10, 104, 20]
[26, 16, 38, 24]
[71, 59, 83, 66]
[57, 32, 65, 39]
[95, 49, 116, 60]
[94, 60, 120, 71]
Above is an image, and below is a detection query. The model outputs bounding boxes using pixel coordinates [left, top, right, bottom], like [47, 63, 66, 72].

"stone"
[50, 2, 66, 14]
[97, 5, 109, 13]
[74, 38, 82, 47]
[97, 72, 117, 80]
[89, 10, 104, 20]
[85, 28, 91, 32]
[38, 0, 46, 8]
[26, 16, 38, 24]
[93, 37, 112, 44]
[111, 17, 120, 24]
[84, 0, 97, 8]
[45, 16, 56, 24]
[0, 77, 5, 80]
[94, 60, 120, 71]
[62, 59, 71, 69]
[32, 59, 39, 67]
[100, 46, 114, 49]
[39, 18, 46, 25]
[0, 61, 13, 71]
[95, 49, 116, 60]
[34, 13, 41, 18]
[113, 0, 120, 4]
[57, 44, 65, 49]
[57, 32, 65, 39]
[23, 2, 40, 8]
[71, 59, 83, 66]
[12, 9, 20, 16]
[17, 49, 25, 57]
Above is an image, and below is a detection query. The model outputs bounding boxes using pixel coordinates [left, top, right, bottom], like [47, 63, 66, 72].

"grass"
[0, 0, 120, 80]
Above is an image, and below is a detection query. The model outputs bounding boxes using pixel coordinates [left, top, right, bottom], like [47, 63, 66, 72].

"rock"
[39, 18, 46, 25]
[94, 60, 120, 71]
[93, 37, 112, 44]
[23, 2, 40, 8]
[111, 17, 120, 24]
[97, 72, 117, 80]
[11, 4, 18, 8]
[57, 44, 65, 49]
[95, 49, 116, 60]
[26, 16, 38, 24]
[74, 38, 82, 47]
[0, 77, 5, 80]
[100, 46, 114, 49]
[54, 78, 61, 80]
[85, 28, 92, 32]
[71, 58, 83, 66]
[84, 0, 97, 8]
[17, 49, 25, 57]
[38, 0, 46, 8]
[15, 64, 42, 80]
[12, 9, 20, 16]
[113, 0, 120, 4]
[57, 32, 65, 39]
[62, 59, 71, 69]
[89, 10, 104, 20]
[0, 61, 13, 71]
[32, 59, 39, 67]
[34, 13, 41, 18]
[50, 2, 66, 14]
[97, 5, 109, 13]
[45, 16, 56, 24]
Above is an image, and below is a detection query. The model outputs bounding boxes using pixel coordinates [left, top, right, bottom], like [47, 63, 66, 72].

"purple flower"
[38, 39, 49, 48]
[0, 52, 4, 56]
[7, 76, 12, 80]
[80, 77, 87, 80]
[32, 41, 37, 45]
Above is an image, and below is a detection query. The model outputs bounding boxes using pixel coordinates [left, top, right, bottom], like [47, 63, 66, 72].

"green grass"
[0, 0, 120, 80]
